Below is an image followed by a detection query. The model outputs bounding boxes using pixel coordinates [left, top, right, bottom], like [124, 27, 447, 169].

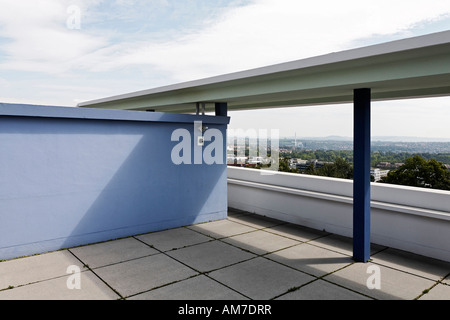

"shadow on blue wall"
[0, 116, 227, 259]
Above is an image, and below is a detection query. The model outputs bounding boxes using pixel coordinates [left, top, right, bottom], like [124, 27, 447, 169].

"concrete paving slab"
[0, 250, 82, 290]
[128, 275, 248, 300]
[371, 248, 450, 282]
[418, 283, 450, 300]
[136, 227, 212, 252]
[324, 262, 436, 300]
[93, 253, 198, 298]
[187, 219, 257, 239]
[227, 214, 284, 229]
[166, 240, 255, 273]
[275, 279, 372, 300]
[2, 211, 449, 301]
[69, 237, 158, 269]
[0, 270, 119, 300]
[222, 230, 299, 255]
[266, 243, 354, 277]
[265, 224, 330, 242]
[208, 257, 315, 300]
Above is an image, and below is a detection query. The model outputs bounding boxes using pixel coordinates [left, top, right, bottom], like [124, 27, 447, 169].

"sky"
[0, 0, 450, 140]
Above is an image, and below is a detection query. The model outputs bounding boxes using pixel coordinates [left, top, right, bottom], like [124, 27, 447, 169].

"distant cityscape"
[226, 136, 450, 184]
[278, 137, 450, 154]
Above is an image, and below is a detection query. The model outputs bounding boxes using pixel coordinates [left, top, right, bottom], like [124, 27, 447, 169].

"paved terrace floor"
[1, 208, 449, 300]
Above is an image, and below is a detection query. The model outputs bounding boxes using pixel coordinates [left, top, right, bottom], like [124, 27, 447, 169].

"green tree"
[304, 162, 316, 175]
[278, 157, 298, 173]
[314, 157, 353, 180]
[381, 155, 450, 190]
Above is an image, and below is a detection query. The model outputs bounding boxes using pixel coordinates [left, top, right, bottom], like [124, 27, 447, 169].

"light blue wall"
[0, 103, 229, 260]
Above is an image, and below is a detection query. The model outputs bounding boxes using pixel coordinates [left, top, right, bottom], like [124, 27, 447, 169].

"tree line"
[285, 150, 450, 167]
[278, 154, 450, 191]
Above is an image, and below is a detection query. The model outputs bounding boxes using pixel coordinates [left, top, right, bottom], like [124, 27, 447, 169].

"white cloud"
[86, 0, 450, 81]
[1, 0, 449, 79]
[0, 0, 449, 130]
[0, 0, 107, 74]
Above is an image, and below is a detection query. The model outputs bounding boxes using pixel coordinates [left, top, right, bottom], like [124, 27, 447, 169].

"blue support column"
[353, 88, 371, 262]
[215, 102, 228, 117]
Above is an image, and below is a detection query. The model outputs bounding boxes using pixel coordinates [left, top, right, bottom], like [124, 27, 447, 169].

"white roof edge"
[78, 30, 450, 107]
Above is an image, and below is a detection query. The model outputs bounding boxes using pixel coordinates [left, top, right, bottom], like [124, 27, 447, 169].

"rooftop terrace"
[1, 32, 449, 304]
[1, 208, 449, 301]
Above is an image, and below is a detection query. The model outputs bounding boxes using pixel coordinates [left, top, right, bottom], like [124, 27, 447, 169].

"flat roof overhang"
[78, 30, 450, 113]
[76, 30, 450, 263]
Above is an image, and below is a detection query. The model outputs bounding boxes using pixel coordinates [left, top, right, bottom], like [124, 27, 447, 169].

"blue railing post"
[353, 88, 371, 262]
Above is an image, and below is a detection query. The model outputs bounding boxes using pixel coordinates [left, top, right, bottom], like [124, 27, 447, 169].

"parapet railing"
[227, 166, 450, 262]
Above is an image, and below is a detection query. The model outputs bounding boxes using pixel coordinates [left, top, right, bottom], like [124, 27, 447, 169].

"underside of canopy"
[78, 31, 450, 113]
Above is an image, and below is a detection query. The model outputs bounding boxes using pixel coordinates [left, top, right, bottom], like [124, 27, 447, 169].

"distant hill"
[372, 136, 450, 142]
[284, 136, 450, 142]
[302, 135, 352, 141]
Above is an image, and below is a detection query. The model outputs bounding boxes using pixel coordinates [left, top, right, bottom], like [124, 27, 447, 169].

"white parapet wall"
[227, 166, 450, 262]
